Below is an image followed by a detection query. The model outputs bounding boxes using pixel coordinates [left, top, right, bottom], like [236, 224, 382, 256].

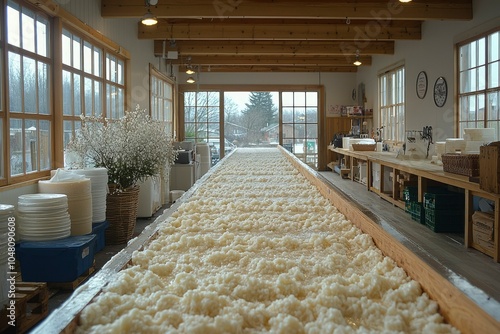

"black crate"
[407, 201, 425, 224]
[423, 192, 464, 210]
[425, 208, 464, 233]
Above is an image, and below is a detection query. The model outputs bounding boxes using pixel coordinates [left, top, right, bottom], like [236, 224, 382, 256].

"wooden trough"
[31, 147, 500, 333]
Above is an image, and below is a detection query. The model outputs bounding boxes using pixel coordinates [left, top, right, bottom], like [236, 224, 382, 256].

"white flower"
[67, 105, 178, 190]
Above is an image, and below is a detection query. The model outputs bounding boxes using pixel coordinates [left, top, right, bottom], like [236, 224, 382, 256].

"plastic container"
[425, 209, 464, 233]
[16, 235, 96, 282]
[91, 221, 109, 253]
[424, 192, 464, 210]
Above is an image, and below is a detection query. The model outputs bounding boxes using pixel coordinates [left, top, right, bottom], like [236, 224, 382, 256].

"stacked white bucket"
[39, 170, 92, 235]
[196, 143, 211, 177]
[0, 205, 14, 308]
[66, 168, 108, 223]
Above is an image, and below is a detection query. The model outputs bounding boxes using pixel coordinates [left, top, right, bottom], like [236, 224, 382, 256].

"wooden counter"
[330, 147, 500, 262]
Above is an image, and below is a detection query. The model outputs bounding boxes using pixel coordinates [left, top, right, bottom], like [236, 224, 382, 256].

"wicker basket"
[105, 184, 140, 245]
[441, 153, 480, 177]
[351, 143, 376, 151]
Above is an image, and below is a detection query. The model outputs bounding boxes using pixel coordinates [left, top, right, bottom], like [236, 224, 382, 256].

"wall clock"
[416, 71, 427, 99]
[433, 77, 447, 107]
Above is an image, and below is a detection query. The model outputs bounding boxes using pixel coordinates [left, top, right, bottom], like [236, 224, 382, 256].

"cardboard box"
[472, 211, 495, 253]
[17, 235, 96, 282]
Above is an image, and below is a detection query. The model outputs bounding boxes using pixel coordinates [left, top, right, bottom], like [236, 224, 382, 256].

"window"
[61, 28, 127, 163]
[150, 66, 174, 136]
[181, 89, 320, 169]
[184, 91, 220, 144]
[282, 91, 319, 168]
[62, 28, 103, 150]
[7, 0, 52, 177]
[458, 29, 500, 138]
[379, 66, 405, 142]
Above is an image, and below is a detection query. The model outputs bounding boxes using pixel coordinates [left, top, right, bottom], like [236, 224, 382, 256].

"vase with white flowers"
[67, 105, 177, 244]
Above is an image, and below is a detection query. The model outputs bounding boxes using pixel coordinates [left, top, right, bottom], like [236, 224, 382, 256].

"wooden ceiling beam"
[102, 0, 472, 21]
[154, 40, 394, 56]
[181, 65, 358, 73]
[170, 55, 372, 66]
[139, 20, 421, 40]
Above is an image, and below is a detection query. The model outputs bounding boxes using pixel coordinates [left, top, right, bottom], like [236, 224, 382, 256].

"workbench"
[330, 146, 500, 262]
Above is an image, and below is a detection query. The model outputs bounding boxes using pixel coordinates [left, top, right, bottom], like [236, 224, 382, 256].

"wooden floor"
[318, 170, 500, 322]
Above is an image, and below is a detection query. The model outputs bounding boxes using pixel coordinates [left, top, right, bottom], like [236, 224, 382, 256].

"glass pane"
[62, 30, 72, 66]
[7, 2, 21, 47]
[116, 88, 124, 118]
[36, 17, 48, 57]
[117, 59, 124, 85]
[8, 52, 22, 112]
[94, 47, 101, 76]
[478, 94, 485, 122]
[10, 118, 23, 176]
[306, 107, 318, 123]
[294, 108, 306, 123]
[185, 92, 196, 106]
[197, 106, 208, 123]
[185, 106, 196, 122]
[38, 61, 50, 114]
[306, 124, 318, 139]
[73, 36, 81, 70]
[63, 120, 73, 150]
[294, 92, 306, 106]
[83, 41, 92, 74]
[84, 77, 92, 115]
[21, 8, 35, 53]
[74, 73, 81, 116]
[62, 70, 72, 115]
[283, 107, 293, 123]
[306, 92, 318, 106]
[23, 57, 36, 113]
[208, 107, 219, 122]
[489, 61, 499, 89]
[478, 37, 486, 66]
[478, 65, 486, 90]
[282, 92, 293, 106]
[39, 120, 50, 170]
[184, 122, 196, 139]
[489, 32, 499, 62]
[488, 91, 499, 122]
[94, 81, 102, 117]
[25, 119, 37, 172]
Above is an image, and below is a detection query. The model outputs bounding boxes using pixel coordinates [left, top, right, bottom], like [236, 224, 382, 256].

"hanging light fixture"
[141, 0, 158, 26]
[399, 0, 412, 2]
[353, 50, 362, 66]
[186, 66, 195, 75]
[187, 76, 196, 83]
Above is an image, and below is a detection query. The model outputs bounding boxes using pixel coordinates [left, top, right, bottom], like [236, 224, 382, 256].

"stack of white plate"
[17, 194, 71, 241]
[66, 168, 108, 223]
[39, 179, 92, 235]
[0, 205, 13, 307]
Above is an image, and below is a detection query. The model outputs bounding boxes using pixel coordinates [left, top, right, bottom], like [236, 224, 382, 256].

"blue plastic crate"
[91, 221, 109, 253]
[16, 235, 96, 282]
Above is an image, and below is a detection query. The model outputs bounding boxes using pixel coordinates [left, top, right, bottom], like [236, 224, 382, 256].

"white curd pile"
[77, 148, 459, 334]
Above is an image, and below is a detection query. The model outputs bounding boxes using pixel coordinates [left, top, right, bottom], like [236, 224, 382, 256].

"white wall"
[357, 0, 500, 142]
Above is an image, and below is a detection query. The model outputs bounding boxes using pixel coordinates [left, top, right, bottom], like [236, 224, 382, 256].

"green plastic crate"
[403, 186, 418, 203]
[425, 208, 464, 233]
[423, 192, 464, 210]
[406, 201, 425, 224]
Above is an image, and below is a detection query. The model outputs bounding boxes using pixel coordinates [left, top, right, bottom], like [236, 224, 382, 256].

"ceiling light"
[186, 67, 195, 75]
[353, 50, 362, 66]
[399, 0, 412, 2]
[141, 10, 157, 26]
[187, 76, 196, 83]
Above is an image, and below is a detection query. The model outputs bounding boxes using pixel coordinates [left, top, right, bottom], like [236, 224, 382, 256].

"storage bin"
[425, 209, 464, 233]
[91, 221, 109, 253]
[406, 201, 425, 224]
[423, 192, 464, 210]
[16, 235, 96, 282]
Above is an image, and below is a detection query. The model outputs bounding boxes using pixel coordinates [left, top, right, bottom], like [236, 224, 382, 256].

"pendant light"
[141, 0, 158, 26]
[399, 0, 412, 2]
[353, 50, 362, 66]
[187, 76, 196, 84]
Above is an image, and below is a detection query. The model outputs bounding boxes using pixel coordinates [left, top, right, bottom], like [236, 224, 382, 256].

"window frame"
[378, 65, 405, 143]
[149, 64, 175, 137]
[457, 27, 500, 138]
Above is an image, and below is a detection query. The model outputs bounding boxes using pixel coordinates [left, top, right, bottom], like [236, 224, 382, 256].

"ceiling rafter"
[100, 0, 473, 72]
